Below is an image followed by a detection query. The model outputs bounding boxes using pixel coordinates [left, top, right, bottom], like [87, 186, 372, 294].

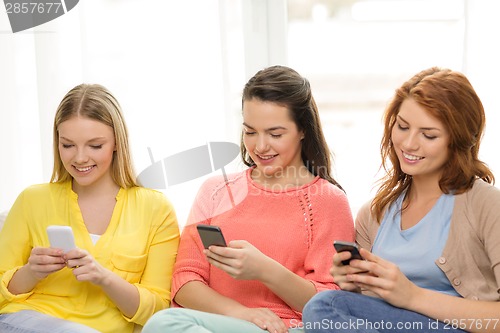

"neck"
[252, 165, 314, 188]
[72, 176, 120, 199]
[406, 175, 444, 202]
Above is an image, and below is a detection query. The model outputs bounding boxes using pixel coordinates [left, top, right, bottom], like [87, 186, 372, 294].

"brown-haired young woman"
[303, 67, 499, 333]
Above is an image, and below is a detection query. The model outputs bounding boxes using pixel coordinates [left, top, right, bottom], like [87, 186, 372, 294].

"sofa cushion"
[0, 210, 7, 231]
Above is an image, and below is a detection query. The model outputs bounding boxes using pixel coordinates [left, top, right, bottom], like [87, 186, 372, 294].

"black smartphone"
[333, 240, 363, 265]
[196, 225, 227, 249]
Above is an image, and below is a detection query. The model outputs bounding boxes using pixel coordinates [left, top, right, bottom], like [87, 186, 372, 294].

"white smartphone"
[47, 225, 76, 253]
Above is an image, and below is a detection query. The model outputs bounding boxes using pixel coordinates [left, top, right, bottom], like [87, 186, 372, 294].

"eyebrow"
[396, 115, 442, 132]
[242, 123, 287, 132]
[59, 136, 107, 142]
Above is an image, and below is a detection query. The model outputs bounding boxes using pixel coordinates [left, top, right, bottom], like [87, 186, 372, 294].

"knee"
[143, 308, 189, 333]
[303, 290, 347, 323]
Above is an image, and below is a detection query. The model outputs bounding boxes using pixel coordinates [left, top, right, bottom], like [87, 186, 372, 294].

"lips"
[402, 151, 424, 161]
[73, 165, 95, 172]
[256, 154, 278, 160]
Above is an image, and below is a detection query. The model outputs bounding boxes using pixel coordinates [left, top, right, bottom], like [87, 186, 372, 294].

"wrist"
[405, 283, 426, 311]
[225, 304, 250, 319]
[22, 263, 45, 282]
[259, 257, 283, 285]
[95, 268, 114, 287]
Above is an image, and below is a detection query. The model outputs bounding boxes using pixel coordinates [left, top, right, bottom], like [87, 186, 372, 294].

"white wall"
[1, 0, 499, 225]
[0, 1, 243, 225]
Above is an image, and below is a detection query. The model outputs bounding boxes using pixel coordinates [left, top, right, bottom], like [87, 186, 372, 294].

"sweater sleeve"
[471, 182, 500, 294]
[303, 187, 355, 292]
[170, 178, 217, 302]
[170, 224, 211, 302]
[355, 200, 378, 251]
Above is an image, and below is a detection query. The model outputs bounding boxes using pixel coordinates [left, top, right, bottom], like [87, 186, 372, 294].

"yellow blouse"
[0, 181, 180, 333]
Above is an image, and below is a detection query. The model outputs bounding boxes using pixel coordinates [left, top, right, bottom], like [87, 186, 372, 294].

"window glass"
[287, 0, 466, 214]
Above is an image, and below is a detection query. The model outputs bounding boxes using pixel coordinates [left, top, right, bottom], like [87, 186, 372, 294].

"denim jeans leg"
[302, 290, 467, 333]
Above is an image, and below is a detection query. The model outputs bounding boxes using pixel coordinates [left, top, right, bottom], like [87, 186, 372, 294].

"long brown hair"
[51, 84, 138, 188]
[372, 67, 494, 222]
[240, 65, 343, 190]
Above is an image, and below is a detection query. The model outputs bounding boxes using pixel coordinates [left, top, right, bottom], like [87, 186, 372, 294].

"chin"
[254, 165, 278, 177]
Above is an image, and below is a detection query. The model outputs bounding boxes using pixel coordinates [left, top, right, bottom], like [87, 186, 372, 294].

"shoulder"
[196, 170, 247, 198]
[119, 186, 174, 215]
[123, 187, 179, 227]
[356, 200, 373, 218]
[470, 179, 500, 196]
[458, 179, 500, 208]
[354, 199, 379, 250]
[124, 186, 174, 210]
[313, 178, 348, 198]
[453, 179, 500, 234]
[355, 200, 375, 227]
[17, 182, 67, 199]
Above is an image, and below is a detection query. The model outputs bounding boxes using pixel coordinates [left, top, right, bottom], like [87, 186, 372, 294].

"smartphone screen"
[47, 225, 76, 253]
[333, 240, 363, 265]
[196, 225, 227, 249]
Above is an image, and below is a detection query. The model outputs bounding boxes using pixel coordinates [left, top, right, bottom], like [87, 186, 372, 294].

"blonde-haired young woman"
[0, 84, 180, 333]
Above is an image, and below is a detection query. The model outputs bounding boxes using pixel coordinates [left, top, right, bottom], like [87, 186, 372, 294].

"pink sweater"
[172, 169, 355, 326]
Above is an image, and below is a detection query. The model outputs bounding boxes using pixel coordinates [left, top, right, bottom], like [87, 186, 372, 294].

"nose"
[74, 148, 89, 164]
[255, 135, 269, 153]
[402, 131, 419, 151]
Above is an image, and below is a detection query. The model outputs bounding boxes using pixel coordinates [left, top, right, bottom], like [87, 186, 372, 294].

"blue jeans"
[0, 310, 100, 333]
[302, 290, 467, 333]
[143, 308, 304, 333]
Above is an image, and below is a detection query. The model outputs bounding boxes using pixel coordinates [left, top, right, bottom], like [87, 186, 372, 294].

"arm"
[348, 249, 500, 333]
[7, 247, 66, 295]
[175, 280, 288, 333]
[412, 288, 500, 333]
[207, 241, 317, 312]
[354, 200, 378, 251]
[174, 227, 288, 333]
[206, 186, 356, 311]
[1, 190, 49, 305]
[259, 255, 317, 312]
[130, 198, 180, 324]
[64, 248, 140, 318]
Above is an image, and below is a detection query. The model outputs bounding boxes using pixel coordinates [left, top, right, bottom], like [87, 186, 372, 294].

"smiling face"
[242, 98, 305, 185]
[391, 98, 450, 182]
[57, 116, 116, 192]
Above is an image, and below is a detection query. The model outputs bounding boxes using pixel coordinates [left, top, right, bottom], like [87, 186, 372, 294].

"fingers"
[344, 249, 405, 296]
[332, 251, 352, 266]
[28, 247, 66, 279]
[251, 309, 287, 333]
[65, 250, 94, 270]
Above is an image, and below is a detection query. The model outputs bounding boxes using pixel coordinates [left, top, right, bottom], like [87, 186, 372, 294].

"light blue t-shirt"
[372, 192, 460, 297]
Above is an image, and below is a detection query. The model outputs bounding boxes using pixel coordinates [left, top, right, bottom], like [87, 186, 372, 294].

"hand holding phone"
[196, 225, 227, 249]
[47, 225, 76, 253]
[333, 240, 363, 265]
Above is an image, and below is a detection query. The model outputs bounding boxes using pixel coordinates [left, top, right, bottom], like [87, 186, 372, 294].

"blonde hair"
[50, 84, 138, 188]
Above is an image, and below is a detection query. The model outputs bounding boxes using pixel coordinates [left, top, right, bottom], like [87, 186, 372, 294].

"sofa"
[0, 211, 6, 231]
